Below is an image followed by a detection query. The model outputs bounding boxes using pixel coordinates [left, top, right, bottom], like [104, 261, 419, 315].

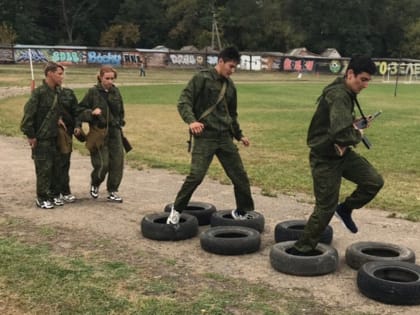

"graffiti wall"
[2, 45, 420, 75]
[0, 47, 13, 63]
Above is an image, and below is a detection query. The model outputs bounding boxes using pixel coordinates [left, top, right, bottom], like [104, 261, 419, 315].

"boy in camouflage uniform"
[291, 55, 384, 255]
[21, 62, 69, 209]
[167, 47, 255, 224]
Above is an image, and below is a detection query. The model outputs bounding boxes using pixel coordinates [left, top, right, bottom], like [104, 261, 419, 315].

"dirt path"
[0, 134, 419, 315]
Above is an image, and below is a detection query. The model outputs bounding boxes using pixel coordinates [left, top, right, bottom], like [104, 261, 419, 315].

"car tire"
[274, 219, 333, 244]
[200, 226, 261, 255]
[345, 241, 416, 270]
[357, 261, 420, 305]
[164, 201, 216, 226]
[210, 210, 265, 233]
[140, 212, 198, 241]
[270, 241, 339, 276]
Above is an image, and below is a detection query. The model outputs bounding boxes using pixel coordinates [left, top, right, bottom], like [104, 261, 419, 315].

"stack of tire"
[345, 241, 420, 305]
[269, 220, 339, 276]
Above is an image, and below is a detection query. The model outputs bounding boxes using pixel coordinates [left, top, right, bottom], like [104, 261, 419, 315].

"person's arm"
[177, 74, 205, 135]
[20, 90, 39, 145]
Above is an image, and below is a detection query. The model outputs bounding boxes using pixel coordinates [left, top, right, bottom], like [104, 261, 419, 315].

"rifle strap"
[354, 97, 367, 121]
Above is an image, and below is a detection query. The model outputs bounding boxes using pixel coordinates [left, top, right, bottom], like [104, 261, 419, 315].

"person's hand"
[58, 118, 67, 131]
[189, 121, 204, 135]
[240, 136, 250, 147]
[74, 128, 81, 136]
[28, 138, 37, 149]
[92, 108, 102, 116]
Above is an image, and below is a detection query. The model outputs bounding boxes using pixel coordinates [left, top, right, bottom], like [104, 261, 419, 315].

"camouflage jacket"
[20, 80, 61, 140]
[307, 77, 363, 157]
[76, 83, 125, 129]
[177, 68, 244, 140]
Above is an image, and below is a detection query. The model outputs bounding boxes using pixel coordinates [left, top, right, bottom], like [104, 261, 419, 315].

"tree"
[115, 0, 169, 48]
[99, 23, 140, 48]
[0, 22, 17, 45]
[59, 0, 100, 44]
[401, 19, 420, 58]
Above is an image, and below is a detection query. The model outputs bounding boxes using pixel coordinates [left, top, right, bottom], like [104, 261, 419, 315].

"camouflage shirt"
[20, 80, 61, 140]
[76, 83, 125, 129]
[307, 77, 363, 156]
[177, 68, 244, 140]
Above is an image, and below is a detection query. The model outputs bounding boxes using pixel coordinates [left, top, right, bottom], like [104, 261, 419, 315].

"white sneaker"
[166, 206, 180, 225]
[53, 196, 64, 206]
[36, 199, 54, 209]
[231, 209, 253, 220]
[62, 194, 76, 203]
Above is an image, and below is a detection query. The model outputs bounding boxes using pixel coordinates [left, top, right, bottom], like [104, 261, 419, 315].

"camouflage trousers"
[52, 151, 72, 196]
[295, 149, 384, 252]
[32, 138, 58, 201]
[174, 135, 254, 212]
[90, 127, 124, 192]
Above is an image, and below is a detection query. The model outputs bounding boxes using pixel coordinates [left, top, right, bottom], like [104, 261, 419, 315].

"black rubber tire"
[200, 226, 261, 255]
[345, 241, 416, 270]
[140, 212, 198, 241]
[269, 241, 339, 276]
[274, 220, 333, 244]
[357, 261, 420, 305]
[164, 201, 216, 226]
[210, 210, 265, 233]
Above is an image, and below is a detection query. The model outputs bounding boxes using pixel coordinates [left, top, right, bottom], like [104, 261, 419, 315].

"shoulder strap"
[354, 97, 368, 122]
[36, 92, 58, 138]
[197, 81, 227, 121]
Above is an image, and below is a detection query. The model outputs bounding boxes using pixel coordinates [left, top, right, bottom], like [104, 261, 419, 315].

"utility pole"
[211, 11, 222, 51]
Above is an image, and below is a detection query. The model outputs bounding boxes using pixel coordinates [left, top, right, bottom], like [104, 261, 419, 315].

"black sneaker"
[90, 185, 99, 199]
[287, 247, 319, 256]
[335, 204, 358, 233]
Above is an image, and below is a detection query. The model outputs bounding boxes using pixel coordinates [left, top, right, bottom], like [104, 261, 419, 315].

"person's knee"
[372, 173, 384, 192]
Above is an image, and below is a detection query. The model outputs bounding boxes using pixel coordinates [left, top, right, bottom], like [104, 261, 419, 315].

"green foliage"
[99, 23, 141, 48]
[0, 22, 17, 45]
[1, 0, 420, 54]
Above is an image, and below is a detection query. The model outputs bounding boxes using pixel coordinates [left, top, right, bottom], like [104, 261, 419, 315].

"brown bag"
[57, 125, 72, 154]
[85, 125, 107, 152]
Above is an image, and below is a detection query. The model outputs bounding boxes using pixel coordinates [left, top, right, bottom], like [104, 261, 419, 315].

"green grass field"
[1, 65, 419, 219]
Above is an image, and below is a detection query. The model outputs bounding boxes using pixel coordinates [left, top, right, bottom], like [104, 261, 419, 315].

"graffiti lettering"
[375, 61, 420, 76]
[240, 55, 262, 70]
[16, 49, 49, 63]
[169, 54, 196, 65]
[283, 58, 314, 72]
[52, 51, 81, 63]
[206, 55, 218, 66]
[123, 54, 141, 64]
[87, 51, 121, 65]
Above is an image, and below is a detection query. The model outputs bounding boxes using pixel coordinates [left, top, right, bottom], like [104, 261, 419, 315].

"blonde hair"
[97, 65, 118, 82]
